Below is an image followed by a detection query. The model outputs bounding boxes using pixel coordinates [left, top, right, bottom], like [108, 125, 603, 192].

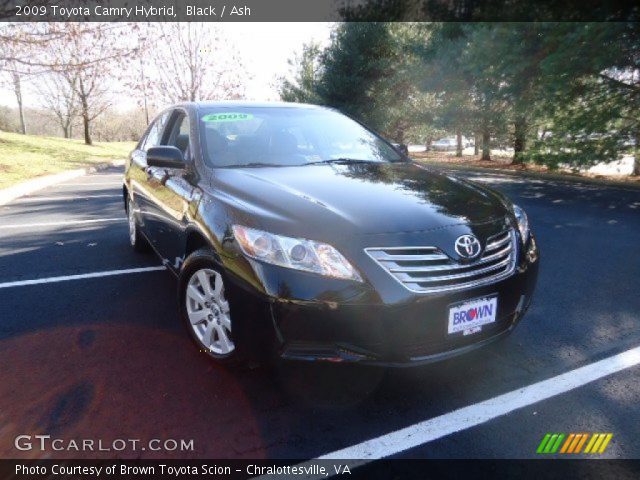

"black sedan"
[123, 102, 539, 366]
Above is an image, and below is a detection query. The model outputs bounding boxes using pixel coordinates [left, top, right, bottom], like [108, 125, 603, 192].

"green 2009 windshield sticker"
[201, 112, 253, 123]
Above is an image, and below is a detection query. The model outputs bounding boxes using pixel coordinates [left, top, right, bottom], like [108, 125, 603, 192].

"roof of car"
[176, 101, 329, 110]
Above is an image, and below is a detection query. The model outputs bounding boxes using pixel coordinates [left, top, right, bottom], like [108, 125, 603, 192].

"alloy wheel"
[128, 203, 137, 247]
[185, 268, 234, 355]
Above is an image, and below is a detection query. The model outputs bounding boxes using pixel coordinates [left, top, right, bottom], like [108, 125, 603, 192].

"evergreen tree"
[278, 42, 322, 104]
[531, 23, 640, 174]
[313, 23, 432, 142]
[420, 23, 510, 161]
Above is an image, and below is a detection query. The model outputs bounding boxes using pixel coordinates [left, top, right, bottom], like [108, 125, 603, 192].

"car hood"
[210, 162, 508, 240]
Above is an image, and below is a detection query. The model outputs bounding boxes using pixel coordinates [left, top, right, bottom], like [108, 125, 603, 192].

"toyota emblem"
[454, 234, 482, 259]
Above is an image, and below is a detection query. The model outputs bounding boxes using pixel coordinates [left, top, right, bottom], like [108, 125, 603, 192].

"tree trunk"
[143, 94, 150, 126]
[633, 129, 640, 176]
[82, 112, 91, 145]
[395, 124, 405, 145]
[140, 60, 150, 126]
[62, 125, 69, 138]
[481, 128, 491, 161]
[12, 72, 26, 135]
[455, 128, 463, 157]
[474, 134, 479, 156]
[512, 116, 527, 165]
[79, 79, 92, 145]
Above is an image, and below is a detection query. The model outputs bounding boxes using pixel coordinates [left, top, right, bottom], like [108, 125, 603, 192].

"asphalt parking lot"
[1, 165, 639, 463]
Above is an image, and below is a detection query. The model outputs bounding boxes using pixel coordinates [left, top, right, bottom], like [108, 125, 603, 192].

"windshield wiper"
[303, 158, 379, 166]
[236, 162, 282, 168]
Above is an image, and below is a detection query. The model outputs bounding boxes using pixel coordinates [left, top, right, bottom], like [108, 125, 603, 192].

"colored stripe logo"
[537, 433, 613, 454]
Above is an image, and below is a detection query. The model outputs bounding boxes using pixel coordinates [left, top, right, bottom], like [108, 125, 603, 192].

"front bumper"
[274, 261, 536, 366]
[226, 232, 539, 367]
[280, 321, 519, 367]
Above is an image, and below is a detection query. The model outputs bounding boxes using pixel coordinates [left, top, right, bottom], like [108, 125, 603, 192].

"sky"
[0, 23, 333, 109]
[220, 23, 332, 101]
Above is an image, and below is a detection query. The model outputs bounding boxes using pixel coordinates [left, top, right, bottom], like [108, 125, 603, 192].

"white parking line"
[18, 195, 121, 202]
[290, 345, 640, 477]
[0, 266, 166, 289]
[2, 218, 125, 229]
[55, 182, 122, 187]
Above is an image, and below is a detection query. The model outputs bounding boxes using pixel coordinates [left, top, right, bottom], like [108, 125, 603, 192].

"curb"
[417, 160, 640, 190]
[0, 160, 125, 207]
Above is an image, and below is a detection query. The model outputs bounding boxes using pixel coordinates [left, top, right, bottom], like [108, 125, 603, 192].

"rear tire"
[179, 249, 243, 365]
[127, 197, 151, 253]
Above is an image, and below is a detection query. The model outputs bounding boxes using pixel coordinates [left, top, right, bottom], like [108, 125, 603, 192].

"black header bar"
[1, 0, 639, 22]
[1, 459, 640, 480]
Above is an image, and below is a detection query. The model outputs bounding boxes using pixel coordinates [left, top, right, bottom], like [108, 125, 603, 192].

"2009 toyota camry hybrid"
[123, 102, 539, 366]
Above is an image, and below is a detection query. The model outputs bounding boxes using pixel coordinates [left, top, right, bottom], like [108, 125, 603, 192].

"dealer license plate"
[448, 296, 498, 336]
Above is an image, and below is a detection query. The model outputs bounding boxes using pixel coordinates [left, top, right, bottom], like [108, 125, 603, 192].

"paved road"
[0, 166, 639, 461]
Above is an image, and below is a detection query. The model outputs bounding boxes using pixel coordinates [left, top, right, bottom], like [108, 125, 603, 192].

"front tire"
[179, 249, 240, 364]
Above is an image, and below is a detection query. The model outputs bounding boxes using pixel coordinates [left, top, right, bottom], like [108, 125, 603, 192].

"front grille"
[365, 229, 517, 293]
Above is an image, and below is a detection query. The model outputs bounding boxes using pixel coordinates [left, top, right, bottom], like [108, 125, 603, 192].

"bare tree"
[1, 23, 136, 143]
[0, 24, 38, 134]
[142, 23, 247, 105]
[41, 23, 137, 145]
[34, 70, 80, 138]
[122, 29, 153, 127]
[0, 23, 124, 70]
[3, 62, 27, 134]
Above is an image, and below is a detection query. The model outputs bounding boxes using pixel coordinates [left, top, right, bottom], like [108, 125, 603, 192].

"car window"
[199, 108, 402, 168]
[165, 113, 191, 157]
[142, 112, 170, 152]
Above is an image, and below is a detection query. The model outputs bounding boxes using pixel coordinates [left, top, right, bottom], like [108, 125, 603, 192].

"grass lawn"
[0, 131, 136, 190]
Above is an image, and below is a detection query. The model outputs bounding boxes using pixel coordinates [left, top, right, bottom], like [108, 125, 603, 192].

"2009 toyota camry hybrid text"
[123, 102, 539, 366]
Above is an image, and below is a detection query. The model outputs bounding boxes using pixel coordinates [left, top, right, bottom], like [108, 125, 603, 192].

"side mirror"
[146, 146, 185, 169]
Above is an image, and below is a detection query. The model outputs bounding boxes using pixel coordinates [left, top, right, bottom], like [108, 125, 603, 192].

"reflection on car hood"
[211, 162, 508, 238]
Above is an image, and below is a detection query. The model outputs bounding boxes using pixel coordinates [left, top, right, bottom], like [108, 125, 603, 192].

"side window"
[142, 112, 170, 152]
[165, 113, 190, 157]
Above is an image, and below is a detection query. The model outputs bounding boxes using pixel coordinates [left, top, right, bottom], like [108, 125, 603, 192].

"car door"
[144, 109, 202, 270]
[129, 111, 171, 240]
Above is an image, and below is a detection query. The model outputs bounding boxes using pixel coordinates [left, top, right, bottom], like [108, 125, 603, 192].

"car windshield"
[198, 106, 403, 168]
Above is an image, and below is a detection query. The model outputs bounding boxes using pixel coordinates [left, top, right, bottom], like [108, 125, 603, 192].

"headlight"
[232, 225, 362, 282]
[512, 204, 530, 243]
